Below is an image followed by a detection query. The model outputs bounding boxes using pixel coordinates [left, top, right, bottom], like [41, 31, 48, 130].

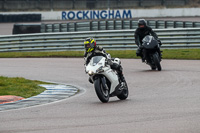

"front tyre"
[151, 65, 156, 70]
[152, 53, 162, 71]
[117, 81, 129, 100]
[94, 78, 109, 103]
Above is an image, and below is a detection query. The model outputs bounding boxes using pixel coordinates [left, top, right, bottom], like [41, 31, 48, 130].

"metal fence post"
[114, 20, 116, 30]
[74, 22, 77, 31]
[183, 21, 186, 28]
[98, 21, 100, 30]
[173, 21, 176, 28]
[59, 24, 61, 32]
[146, 20, 149, 26]
[164, 21, 167, 28]
[155, 21, 158, 29]
[45, 24, 48, 32]
[106, 21, 108, 30]
[192, 22, 195, 27]
[52, 24, 55, 32]
[67, 23, 69, 32]
[122, 20, 124, 29]
[90, 21, 92, 31]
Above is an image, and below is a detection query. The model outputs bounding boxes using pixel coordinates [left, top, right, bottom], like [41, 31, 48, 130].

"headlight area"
[96, 66, 104, 73]
[87, 66, 104, 76]
[88, 70, 94, 76]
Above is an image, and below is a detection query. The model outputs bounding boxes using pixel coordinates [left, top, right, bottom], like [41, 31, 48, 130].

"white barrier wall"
[1, 8, 200, 21]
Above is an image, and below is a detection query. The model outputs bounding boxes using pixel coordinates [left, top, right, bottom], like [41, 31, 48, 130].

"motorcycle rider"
[134, 19, 162, 62]
[84, 37, 125, 88]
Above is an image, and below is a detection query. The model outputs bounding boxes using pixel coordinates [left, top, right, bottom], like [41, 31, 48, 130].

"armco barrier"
[41, 20, 200, 33]
[0, 28, 200, 52]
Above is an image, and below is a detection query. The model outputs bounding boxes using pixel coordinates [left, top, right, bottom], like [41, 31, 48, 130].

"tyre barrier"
[0, 14, 41, 23]
[13, 24, 41, 34]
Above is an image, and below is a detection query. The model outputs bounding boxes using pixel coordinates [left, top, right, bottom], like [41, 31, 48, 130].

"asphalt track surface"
[0, 58, 200, 133]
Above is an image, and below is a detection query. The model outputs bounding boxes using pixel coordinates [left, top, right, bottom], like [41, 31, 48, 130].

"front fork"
[143, 49, 161, 64]
[101, 76, 109, 90]
[93, 76, 109, 90]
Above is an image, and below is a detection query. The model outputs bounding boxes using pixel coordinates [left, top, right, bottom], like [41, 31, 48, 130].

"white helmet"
[113, 58, 121, 65]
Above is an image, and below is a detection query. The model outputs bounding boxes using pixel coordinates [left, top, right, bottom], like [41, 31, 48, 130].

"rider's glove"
[106, 59, 113, 65]
[139, 45, 143, 49]
[157, 40, 162, 46]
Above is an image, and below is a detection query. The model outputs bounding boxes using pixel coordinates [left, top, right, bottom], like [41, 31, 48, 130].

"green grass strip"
[109, 49, 200, 59]
[0, 51, 84, 58]
[0, 49, 199, 59]
[0, 76, 47, 98]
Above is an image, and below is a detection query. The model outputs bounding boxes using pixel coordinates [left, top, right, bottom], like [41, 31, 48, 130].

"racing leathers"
[84, 46, 125, 84]
[134, 26, 161, 60]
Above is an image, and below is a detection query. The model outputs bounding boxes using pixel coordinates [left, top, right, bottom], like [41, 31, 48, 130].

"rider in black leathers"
[134, 19, 162, 62]
[84, 37, 125, 87]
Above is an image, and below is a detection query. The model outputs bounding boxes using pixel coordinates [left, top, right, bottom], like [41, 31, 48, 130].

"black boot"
[157, 48, 162, 61]
[88, 77, 93, 84]
[136, 47, 142, 56]
[141, 55, 145, 62]
[118, 73, 126, 90]
[118, 72, 125, 82]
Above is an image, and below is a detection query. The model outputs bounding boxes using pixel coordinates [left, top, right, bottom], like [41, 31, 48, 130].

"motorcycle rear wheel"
[152, 53, 162, 71]
[94, 78, 109, 103]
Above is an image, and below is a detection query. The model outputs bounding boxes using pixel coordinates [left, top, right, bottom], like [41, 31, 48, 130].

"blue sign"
[62, 9, 132, 20]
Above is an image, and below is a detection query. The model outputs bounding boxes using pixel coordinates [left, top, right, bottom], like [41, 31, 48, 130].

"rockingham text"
[62, 9, 133, 20]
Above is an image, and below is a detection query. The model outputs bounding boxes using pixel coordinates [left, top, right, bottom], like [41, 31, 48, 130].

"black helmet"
[138, 19, 147, 28]
[84, 37, 96, 52]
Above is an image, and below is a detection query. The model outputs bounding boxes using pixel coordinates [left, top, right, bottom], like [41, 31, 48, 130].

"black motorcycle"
[141, 35, 162, 71]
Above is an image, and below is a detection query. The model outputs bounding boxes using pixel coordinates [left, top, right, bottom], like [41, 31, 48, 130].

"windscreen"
[90, 56, 103, 65]
[142, 35, 154, 43]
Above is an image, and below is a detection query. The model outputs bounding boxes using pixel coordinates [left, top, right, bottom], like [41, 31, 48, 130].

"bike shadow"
[139, 70, 159, 72]
[138, 69, 166, 72]
[91, 98, 131, 105]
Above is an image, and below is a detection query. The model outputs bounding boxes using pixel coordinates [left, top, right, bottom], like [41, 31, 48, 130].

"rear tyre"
[151, 65, 156, 70]
[94, 78, 109, 103]
[117, 81, 129, 100]
[152, 53, 162, 71]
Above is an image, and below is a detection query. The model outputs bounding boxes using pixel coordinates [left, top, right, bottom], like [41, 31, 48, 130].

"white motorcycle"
[85, 56, 128, 103]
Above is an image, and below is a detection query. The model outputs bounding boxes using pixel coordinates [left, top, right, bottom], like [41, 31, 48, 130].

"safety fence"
[41, 19, 200, 33]
[1, 28, 200, 52]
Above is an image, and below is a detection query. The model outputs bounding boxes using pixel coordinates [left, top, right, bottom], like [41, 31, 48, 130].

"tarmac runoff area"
[0, 84, 79, 111]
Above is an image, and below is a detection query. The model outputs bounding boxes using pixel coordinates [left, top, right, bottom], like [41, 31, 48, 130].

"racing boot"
[157, 48, 162, 61]
[118, 73, 126, 90]
[137, 47, 145, 62]
[141, 55, 145, 62]
[136, 47, 142, 57]
[88, 77, 93, 84]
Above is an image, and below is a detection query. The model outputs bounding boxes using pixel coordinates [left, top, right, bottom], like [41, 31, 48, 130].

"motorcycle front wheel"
[152, 53, 162, 71]
[94, 78, 109, 103]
